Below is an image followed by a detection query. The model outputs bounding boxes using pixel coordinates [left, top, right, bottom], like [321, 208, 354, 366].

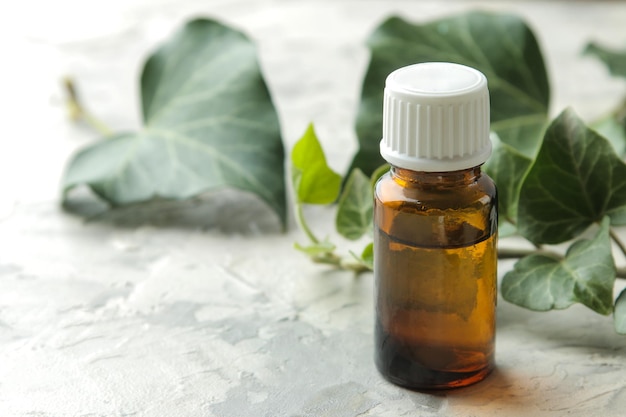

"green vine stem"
[295, 202, 320, 244]
[497, 247, 561, 260]
[311, 251, 371, 274]
[609, 228, 626, 259]
[302, 245, 626, 278]
[63, 77, 113, 136]
[295, 202, 370, 274]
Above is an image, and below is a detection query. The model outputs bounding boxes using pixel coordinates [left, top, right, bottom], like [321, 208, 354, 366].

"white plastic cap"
[380, 62, 491, 172]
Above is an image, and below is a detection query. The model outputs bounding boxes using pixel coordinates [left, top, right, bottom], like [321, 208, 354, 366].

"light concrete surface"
[1, 1, 626, 416]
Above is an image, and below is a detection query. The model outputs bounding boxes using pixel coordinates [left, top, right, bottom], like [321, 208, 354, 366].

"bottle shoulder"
[374, 170, 497, 245]
[375, 170, 496, 208]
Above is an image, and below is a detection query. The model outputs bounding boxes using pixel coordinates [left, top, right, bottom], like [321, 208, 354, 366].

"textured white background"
[1, 1, 626, 416]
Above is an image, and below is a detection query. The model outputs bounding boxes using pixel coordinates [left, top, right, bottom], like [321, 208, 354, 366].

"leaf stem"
[311, 252, 371, 274]
[497, 247, 562, 260]
[609, 227, 626, 259]
[63, 77, 113, 136]
[295, 202, 319, 244]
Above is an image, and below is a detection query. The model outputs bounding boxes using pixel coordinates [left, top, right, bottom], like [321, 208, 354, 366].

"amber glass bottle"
[374, 63, 497, 389]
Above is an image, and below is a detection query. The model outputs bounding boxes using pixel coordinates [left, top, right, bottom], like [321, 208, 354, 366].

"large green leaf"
[351, 11, 550, 176]
[291, 124, 342, 204]
[336, 168, 373, 240]
[585, 41, 626, 157]
[501, 217, 615, 315]
[517, 109, 626, 244]
[63, 19, 286, 225]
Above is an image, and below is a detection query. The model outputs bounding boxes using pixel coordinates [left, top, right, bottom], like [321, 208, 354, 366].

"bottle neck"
[390, 165, 482, 188]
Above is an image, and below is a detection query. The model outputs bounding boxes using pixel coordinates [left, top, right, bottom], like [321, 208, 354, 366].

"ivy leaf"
[350, 11, 550, 176]
[291, 124, 342, 204]
[501, 217, 615, 315]
[294, 240, 336, 256]
[63, 19, 286, 225]
[585, 41, 626, 157]
[349, 243, 374, 270]
[584, 42, 626, 78]
[336, 168, 373, 240]
[614, 289, 626, 334]
[517, 108, 626, 244]
[483, 133, 532, 224]
[359, 242, 374, 270]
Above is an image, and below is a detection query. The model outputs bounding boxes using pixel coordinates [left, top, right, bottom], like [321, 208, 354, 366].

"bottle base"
[375, 355, 494, 390]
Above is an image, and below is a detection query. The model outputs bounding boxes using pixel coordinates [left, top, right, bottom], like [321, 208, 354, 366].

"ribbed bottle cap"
[380, 62, 491, 172]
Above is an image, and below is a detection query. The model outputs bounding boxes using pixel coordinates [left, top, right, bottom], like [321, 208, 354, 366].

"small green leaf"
[502, 217, 615, 315]
[295, 240, 336, 256]
[349, 243, 374, 271]
[350, 11, 550, 176]
[63, 19, 287, 225]
[585, 42, 626, 79]
[336, 168, 373, 240]
[291, 124, 342, 204]
[517, 108, 626, 244]
[614, 288, 626, 334]
[360, 242, 374, 270]
[483, 133, 533, 224]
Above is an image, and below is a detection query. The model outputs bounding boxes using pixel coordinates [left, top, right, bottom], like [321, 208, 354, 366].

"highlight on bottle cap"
[380, 62, 492, 172]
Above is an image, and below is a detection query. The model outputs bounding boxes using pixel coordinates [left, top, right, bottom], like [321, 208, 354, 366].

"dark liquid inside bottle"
[374, 167, 497, 389]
